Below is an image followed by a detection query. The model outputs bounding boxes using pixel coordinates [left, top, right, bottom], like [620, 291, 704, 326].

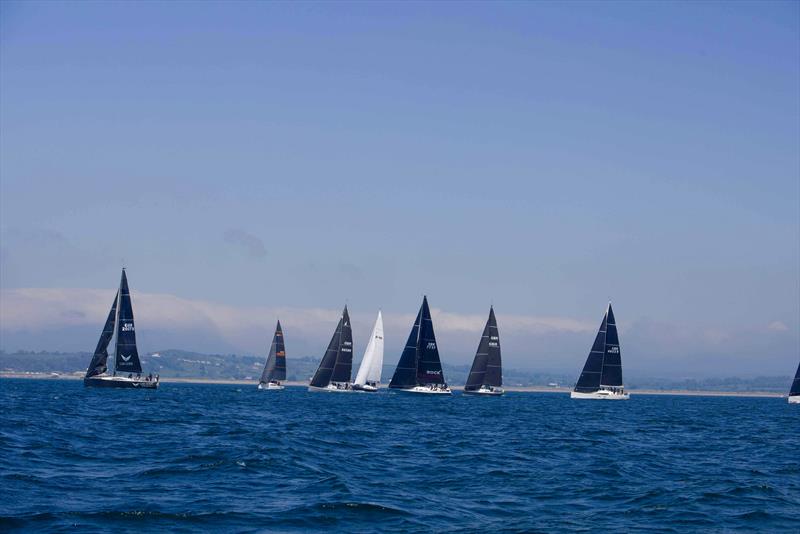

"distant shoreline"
[0, 373, 787, 398]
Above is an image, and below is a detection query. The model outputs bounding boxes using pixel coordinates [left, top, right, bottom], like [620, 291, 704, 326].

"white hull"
[571, 389, 629, 400]
[789, 395, 800, 404]
[308, 383, 353, 392]
[463, 386, 504, 396]
[258, 382, 284, 390]
[393, 385, 452, 395]
[352, 383, 379, 392]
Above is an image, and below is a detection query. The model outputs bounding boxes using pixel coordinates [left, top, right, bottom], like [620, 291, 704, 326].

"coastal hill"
[0, 350, 792, 392]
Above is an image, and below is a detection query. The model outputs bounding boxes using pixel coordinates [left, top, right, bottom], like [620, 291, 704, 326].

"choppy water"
[0, 379, 798, 532]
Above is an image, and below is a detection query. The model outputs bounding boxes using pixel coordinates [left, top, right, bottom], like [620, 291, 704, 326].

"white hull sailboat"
[788, 362, 800, 404]
[572, 302, 628, 401]
[308, 306, 355, 392]
[83, 269, 159, 389]
[352, 311, 384, 393]
[463, 306, 504, 397]
[388, 296, 452, 396]
[258, 321, 287, 391]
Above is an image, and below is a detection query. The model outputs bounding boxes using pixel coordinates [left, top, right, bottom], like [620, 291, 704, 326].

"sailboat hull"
[83, 375, 158, 389]
[352, 383, 379, 392]
[789, 395, 800, 404]
[258, 382, 284, 390]
[570, 389, 629, 400]
[308, 383, 353, 392]
[393, 385, 452, 395]
[463, 386, 504, 396]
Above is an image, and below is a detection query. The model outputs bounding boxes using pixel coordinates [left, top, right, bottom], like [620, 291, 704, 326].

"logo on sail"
[120, 354, 132, 362]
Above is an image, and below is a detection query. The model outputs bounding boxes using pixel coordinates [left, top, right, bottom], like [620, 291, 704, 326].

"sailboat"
[789, 361, 800, 404]
[389, 296, 451, 394]
[258, 321, 287, 390]
[84, 268, 158, 389]
[308, 305, 354, 392]
[352, 311, 384, 392]
[571, 302, 628, 400]
[463, 306, 504, 396]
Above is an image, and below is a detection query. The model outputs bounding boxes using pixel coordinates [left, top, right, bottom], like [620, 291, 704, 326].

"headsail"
[260, 320, 286, 384]
[114, 269, 142, 374]
[309, 306, 351, 387]
[465, 306, 502, 390]
[389, 307, 422, 389]
[574, 303, 622, 393]
[354, 311, 384, 386]
[85, 291, 119, 378]
[790, 361, 800, 397]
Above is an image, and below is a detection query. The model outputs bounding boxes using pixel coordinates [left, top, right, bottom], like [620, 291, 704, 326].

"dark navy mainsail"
[85, 291, 118, 378]
[574, 303, 622, 393]
[465, 306, 502, 390]
[389, 296, 447, 388]
[309, 306, 351, 387]
[790, 362, 800, 397]
[260, 320, 286, 384]
[114, 269, 142, 374]
[417, 297, 444, 384]
[331, 307, 353, 383]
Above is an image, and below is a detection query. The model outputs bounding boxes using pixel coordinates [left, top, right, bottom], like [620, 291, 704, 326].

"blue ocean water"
[0, 379, 798, 532]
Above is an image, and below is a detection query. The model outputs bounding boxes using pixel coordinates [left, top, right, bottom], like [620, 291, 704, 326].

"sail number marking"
[121, 323, 134, 332]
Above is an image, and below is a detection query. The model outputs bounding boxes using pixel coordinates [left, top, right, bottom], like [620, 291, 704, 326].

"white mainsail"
[354, 311, 384, 386]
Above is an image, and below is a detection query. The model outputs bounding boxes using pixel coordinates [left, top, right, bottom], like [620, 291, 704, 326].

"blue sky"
[1, 1, 798, 378]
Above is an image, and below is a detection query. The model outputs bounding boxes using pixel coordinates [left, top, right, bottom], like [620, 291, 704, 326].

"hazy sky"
[1, 1, 798, 378]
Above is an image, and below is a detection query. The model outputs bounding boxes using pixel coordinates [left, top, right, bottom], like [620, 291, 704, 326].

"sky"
[1, 1, 798, 378]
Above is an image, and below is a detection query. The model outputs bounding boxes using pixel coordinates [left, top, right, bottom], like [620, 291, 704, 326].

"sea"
[1, 379, 798, 533]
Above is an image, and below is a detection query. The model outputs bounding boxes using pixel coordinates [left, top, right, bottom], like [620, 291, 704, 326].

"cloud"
[767, 321, 789, 332]
[223, 229, 267, 259]
[1, 288, 797, 376]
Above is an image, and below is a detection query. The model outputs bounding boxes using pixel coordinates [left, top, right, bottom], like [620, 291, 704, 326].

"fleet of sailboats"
[464, 306, 503, 396]
[571, 303, 628, 400]
[258, 321, 287, 390]
[352, 311, 384, 392]
[389, 296, 451, 394]
[79, 274, 795, 403]
[789, 362, 800, 404]
[308, 306, 355, 392]
[84, 269, 158, 389]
